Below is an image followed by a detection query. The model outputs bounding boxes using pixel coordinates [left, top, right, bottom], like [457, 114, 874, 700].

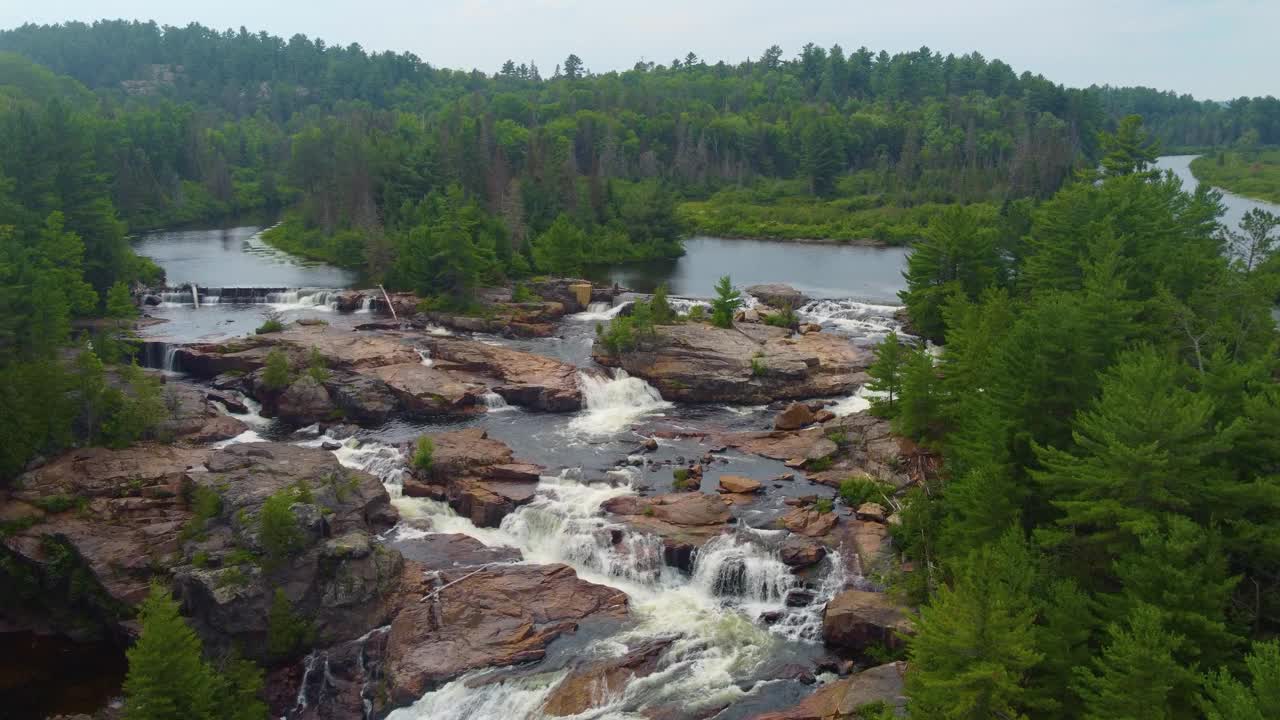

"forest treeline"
[0, 20, 1252, 284]
[870, 120, 1280, 719]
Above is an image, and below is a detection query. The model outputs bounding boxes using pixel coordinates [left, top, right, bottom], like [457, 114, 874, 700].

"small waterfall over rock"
[798, 298, 903, 343]
[139, 341, 181, 372]
[691, 534, 797, 604]
[573, 301, 626, 321]
[480, 391, 512, 412]
[569, 369, 671, 436]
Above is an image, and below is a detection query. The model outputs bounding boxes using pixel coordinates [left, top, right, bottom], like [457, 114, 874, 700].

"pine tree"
[1073, 605, 1198, 720]
[899, 205, 1002, 340]
[1201, 640, 1280, 720]
[895, 345, 941, 442]
[865, 331, 904, 414]
[907, 531, 1043, 720]
[533, 214, 586, 276]
[1106, 516, 1241, 670]
[1033, 345, 1231, 564]
[106, 280, 136, 318]
[123, 584, 217, 720]
[710, 275, 741, 329]
[1099, 114, 1161, 179]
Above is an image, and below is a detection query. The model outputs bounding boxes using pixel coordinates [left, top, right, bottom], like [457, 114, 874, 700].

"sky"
[2, 0, 1276, 100]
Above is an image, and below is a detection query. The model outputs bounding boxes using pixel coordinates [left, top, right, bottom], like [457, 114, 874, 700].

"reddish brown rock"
[717, 428, 839, 464]
[384, 563, 629, 706]
[541, 638, 673, 716]
[602, 493, 731, 570]
[781, 507, 839, 538]
[718, 474, 763, 494]
[749, 661, 907, 719]
[856, 502, 888, 523]
[775, 402, 816, 431]
[423, 337, 582, 412]
[822, 591, 913, 656]
[364, 363, 483, 415]
[780, 535, 827, 568]
[418, 429, 542, 527]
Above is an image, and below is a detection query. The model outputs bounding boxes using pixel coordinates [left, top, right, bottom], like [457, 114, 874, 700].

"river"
[1156, 154, 1280, 231]
[125, 228, 905, 720]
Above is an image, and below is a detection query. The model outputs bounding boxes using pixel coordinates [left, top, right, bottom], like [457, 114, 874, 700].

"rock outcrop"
[774, 402, 816, 430]
[746, 283, 810, 309]
[593, 323, 871, 404]
[406, 429, 543, 527]
[822, 590, 913, 656]
[423, 337, 581, 411]
[750, 661, 908, 719]
[541, 638, 674, 716]
[601, 492, 731, 570]
[384, 562, 629, 706]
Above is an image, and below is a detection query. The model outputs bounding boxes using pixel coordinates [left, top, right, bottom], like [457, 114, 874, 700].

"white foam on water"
[573, 301, 627, 321]
[568, 370, 672, 436]
[798, 298, 903, 343]
[213, 430, 266, 449]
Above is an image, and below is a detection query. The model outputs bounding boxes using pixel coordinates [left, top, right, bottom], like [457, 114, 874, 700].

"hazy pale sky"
[3, 0, 1276, 100]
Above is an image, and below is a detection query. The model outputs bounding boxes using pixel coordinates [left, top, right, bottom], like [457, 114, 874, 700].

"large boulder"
[363, 363, 482, 415]
[423, 337, 581, 412]
[601, 493, 731, 571]
[718, 428, 840, 465]
[323, 371, 400, 425]
[152, 378, 248, 443]
[718, 475, 763, 494]
[384, 563, 629, 706]
[274, 375, 336, 425]
[593, 323, 871, 404]
[171, 444, 401, 660]
[774, 402, 816, 430]
[414, 429, 543, 528]
[781, 507, 839, 538]
[822, 590, 913, 656]
[746, 283, 810, 309]
[541, 638, 673, 716]
[780, 535, 827, 568]
[749, 661, 908, 719]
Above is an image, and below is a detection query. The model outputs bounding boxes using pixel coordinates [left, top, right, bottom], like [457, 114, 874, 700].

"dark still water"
[132, 225, 358, 288]
[593, 236, 908, 303]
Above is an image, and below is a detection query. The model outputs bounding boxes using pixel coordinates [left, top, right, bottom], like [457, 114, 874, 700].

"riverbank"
[1190, 149, 1280, 204]
[678, 191, 992, 246]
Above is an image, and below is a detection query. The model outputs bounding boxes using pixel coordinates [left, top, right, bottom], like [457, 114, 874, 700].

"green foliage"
[123, 583, 266, 720]
[710, 276, 742, 329]
[685, 305, 706, 322]
[1191, 150, 1280, 204]
[750, 355, 766, 376]
[1073, 605, 1199, 720]
[254, 319, 284, 334]
[412, 436, 434, 473]
[106, 281, 136, 319]
[266, 588, 314, 661]
[260, 349, 291, 391]
[671, 468, 698, 490]
[762, 307, 798, 328]
[650, 284, 675, 325]
[907, 531, 1042, 720]
[510, 283, 539, 303]
[258, 491, 303, 568]
[1099, 114, 1161, 179]
[1201, 640, 1280, 720]
[839, 476, 892, 507]
[899, 205, 1001, 340]
[533, 214, 587, 277]
[306, 348, 329, 383]
[814, 497, 834, 514]
[866, 332, 904, 414]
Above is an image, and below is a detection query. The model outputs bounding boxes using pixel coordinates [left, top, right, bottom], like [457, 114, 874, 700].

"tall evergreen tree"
[1073, 605, 1199, 720]
[123, 584, 217, 720]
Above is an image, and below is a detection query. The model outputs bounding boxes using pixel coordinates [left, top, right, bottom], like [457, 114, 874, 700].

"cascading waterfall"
[481, 391, 513, 412]
[798, 298, 903, 343]
[573, 301, 626, 321]
[416, 348, 433, 367]
[308, 429, 849, 720]
[568, 369, 671, 436]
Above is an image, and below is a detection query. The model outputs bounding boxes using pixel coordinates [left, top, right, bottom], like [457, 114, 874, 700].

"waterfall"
[190, 283, 200, 309]
[829, 384, 885, 417]
[691, 534, 797, 605]
[568, 369, 671, 436]
[572, 301, 626, 321]
[416, 348, 433, 367]
[798, 298, 904, 343]
[267, 289, 339, 311]
[481, 391, 513, 412]
[358, 296, 373, 313]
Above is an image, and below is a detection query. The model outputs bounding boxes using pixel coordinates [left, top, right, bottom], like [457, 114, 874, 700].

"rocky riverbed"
[3, 279, 924, 720]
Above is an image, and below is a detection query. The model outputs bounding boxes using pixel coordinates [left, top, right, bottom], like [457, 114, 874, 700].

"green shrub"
[839, 476, 892, 507]
[511, 283, 539, 303]
[306, 348, 329, 383]
[255, 318, 285, 334]
[261, 349, 291, 390]
[179, 485, 223, 542]
[751, 356, 766, 376]
[685, 305, 707, 322]
[33, 494, 83, 514]
[651, 284, 675, 324]
[601, 315, 638, 355]
[807, 456, 834, 472]
[672, 468, 699, 490]
[763, 307, 798, 329]
[413, 437, 435, 473]
[267, 588, 315, 661]
[815, 497, 835, 514]
[259, 491, 303, 567]
[710, 275, 742, 329]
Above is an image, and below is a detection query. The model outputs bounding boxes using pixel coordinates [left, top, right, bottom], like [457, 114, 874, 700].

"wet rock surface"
[384, 562, 630, 706]
[822, 590, 914, 656]
[593, 322, 871, 404]
[750, 661, 908, 719]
